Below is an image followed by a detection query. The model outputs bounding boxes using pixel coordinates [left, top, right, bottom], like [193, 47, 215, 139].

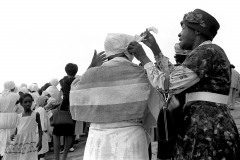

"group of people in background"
[0, 63, 88, 160]
[1, 8, 240, 160]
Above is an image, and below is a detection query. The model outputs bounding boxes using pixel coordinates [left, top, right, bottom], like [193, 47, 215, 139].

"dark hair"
[65, 63, 78, 76]
[19, 93, 33, 104]
[38, 89, 43, 96]
[200, 33, 211, 41]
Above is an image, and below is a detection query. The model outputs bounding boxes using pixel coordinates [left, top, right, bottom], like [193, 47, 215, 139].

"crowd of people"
[0, 63, 88, 160]
[1, 8, 240, 160]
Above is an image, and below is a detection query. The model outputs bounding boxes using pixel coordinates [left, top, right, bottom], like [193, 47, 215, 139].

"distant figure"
[20, 83, 27, 89]
[28, 83, 40, 110]
[53, 63, 78, 160]
[228, 65, 240, 109]
[0, 81, 20, 159]
[18, 87, 28, 96]
[35, 96, 49, 160]
[45, 78, 61, 105]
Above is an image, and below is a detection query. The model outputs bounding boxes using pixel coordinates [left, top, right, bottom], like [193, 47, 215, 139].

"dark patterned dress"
[145, 42, 240, 160]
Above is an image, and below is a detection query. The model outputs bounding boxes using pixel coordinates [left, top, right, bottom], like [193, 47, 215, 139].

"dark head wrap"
[181, 9, 220, 41]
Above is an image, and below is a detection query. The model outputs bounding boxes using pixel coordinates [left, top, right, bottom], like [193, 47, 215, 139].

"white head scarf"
[21, 83, 27, 88]
[19, 87, 29, 94]
[50, 78, 59, 87]
[45, 86, 60, 104]
[104, 27, 158, 62]
[2, 81, 16, 96]
[104, 33, 142, 62]
[28, 83, 39, 92]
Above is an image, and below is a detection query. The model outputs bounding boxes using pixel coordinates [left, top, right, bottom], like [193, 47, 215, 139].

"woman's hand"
[128, 41, 151, 66]
[89, 50, 107, 68]
[141, 29, 161, 56]
[141, 29, 157, 48]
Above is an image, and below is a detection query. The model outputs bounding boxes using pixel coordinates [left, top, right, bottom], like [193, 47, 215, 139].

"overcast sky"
[0, 0, 240, 91]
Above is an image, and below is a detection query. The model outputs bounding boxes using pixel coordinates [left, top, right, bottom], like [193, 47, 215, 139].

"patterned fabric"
[175, 102, 239, 160]
[144, 63, 199, 94]
[183, 11, 206, 27]
[4, 141, 37, 154]
[145, 42, 240, 159]
[181, 44, 231, 95]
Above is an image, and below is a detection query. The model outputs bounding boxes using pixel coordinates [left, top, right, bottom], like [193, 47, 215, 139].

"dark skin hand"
[141, 29, 161, 56]
[128, 29, 163, 66]
[128, 41, 151, 66]
[88, 50, 107, 69]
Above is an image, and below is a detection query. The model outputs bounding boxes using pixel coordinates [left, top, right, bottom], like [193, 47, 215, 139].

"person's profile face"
[178, 24, 196, 50]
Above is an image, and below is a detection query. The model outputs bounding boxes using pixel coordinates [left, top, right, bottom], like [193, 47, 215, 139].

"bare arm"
[36, 112, 42, 152]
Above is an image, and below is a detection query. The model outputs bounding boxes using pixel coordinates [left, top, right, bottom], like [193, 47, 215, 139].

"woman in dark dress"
[129, 9, 240, 160]
[52, 63, 77, 160]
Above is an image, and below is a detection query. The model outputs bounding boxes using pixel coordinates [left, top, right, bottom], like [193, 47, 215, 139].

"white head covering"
[27, 84, 33, 91]
[20, 83, 27, 88]
[45, 86, 60, 104]
[2, 81, 16, 96]
[29, 83, 39, 92]
[50, 78, 59, 87]
[19, 87, 29, 94]
[104, 33, 142, 62]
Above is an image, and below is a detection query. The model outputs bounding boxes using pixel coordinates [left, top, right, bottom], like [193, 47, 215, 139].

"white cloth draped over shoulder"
[71, 57, 164, 160]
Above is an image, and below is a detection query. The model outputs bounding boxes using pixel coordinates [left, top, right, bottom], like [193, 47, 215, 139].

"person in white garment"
[70, 33, 162, 160]
[228, 65, 240, 110]
[35, 96, 49, 160]
[45, 78, 61, 105]
[0, 81, 20, 159]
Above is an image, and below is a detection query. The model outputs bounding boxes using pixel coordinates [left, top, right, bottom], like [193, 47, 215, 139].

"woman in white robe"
[0, 81, 20, 158]
[35, 96, 49, 159]
[45, 78, 61, 105]
[70, 33, 162, 160]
